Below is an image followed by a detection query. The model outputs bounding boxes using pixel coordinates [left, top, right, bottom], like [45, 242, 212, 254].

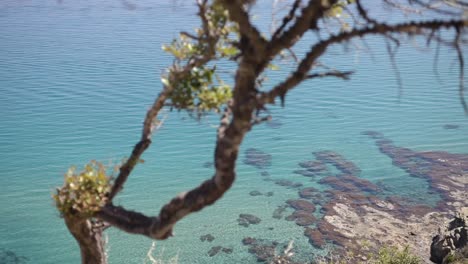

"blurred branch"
[259, 19, 468, 106]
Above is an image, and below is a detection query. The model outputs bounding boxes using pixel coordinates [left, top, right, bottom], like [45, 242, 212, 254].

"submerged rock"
[370, 132, 468, 211]
[285, 210, 317, 226]
[243, 148, 272, 169]
[313, 150, 361, 175]
[208, 246, 221, 257]
[304, 227, 326, 249]
[200, 234, 215, 242]
[274, 179, 303, 188]
[238, 213, 261, 227]
[273, 205, 287, 219]
[249, 190, 262, 196]
[242, 237, 257, 245]
[298, 160, 327, 172]
[222, 248, 233, 254]
[207, 246, 233, 257]
[242, 237, 283, 263]
[298, 187, 319, 199]
[286, 199, 316, 213]
[319, 174, 381, 194]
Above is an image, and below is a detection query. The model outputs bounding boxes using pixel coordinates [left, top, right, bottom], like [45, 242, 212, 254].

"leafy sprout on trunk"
[53, 161, 112, 217]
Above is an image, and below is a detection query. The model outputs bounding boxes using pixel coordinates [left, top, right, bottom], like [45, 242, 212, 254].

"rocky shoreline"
[238, 131, 467, 263]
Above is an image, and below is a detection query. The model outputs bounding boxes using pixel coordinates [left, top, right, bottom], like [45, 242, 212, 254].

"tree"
[52, 0, 468, 263]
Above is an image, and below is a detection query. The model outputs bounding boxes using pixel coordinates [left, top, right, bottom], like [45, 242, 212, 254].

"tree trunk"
[64, 215, 107, 264]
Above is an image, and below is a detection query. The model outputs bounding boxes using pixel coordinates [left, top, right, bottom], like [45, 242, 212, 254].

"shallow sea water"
[0, 1, 467, 263]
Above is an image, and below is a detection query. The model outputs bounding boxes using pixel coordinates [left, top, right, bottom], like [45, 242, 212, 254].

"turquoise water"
[0, 1, 467, 263]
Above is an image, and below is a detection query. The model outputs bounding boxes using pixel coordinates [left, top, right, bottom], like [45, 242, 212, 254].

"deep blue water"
[0, 1, 467, 263]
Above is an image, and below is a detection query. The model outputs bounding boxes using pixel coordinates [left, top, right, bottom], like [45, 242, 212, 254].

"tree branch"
[220, 0, 267, 57]
[454, 26, 467, 114]
[355, 0, 378, 25]
[98, 77, 256, 240]
[259, 19, 468, 105]
[307, 70, 354, 80]
[271, 0, 302, 40]
[268, 0, 339, 58]
[108, 1, 221, 201]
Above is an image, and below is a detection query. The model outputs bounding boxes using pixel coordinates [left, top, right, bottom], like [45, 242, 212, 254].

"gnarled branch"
[108, 0, 224, 201]
[259, 19, 468, 105]
[268, 0, 339, 58]
[220, 0, 267, 57]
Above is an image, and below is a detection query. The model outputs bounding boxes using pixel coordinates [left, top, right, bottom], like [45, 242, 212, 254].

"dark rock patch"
[265, 191, 274, 197]
[370, 133, 468, 209]
[316, 220, 348, 248]
[222, 248, 233, 254]
[200, 234, 215, 242]
[298, 160, 327, 172]
[242, 237, 257, 245]
[249, 190, 262, 196]
[248, 244, 275, 262]
[286, 199, 316, 213]
[260, 171, 270, 177]
[238, 213, 261, 227]
[298, 187, 319, 199]
[293, 170, 318, 177]
[207, 246, 233, 257]
[319, 174, 380, 194]
[313, 150, 361, 175]
[285, 210, 317, 226]
[304, 227, 326, 249]
[242, 237, 281, 262]
[273, 205, 287, 219]
[244, 148, 272, 169]
[274, 179, 303, 189]
[208, 246, 221, 257]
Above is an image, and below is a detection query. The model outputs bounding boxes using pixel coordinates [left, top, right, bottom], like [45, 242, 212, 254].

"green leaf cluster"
[53, 161, 112, 217]
[165, 66, 232, 114]
[161, 1, 238, 115]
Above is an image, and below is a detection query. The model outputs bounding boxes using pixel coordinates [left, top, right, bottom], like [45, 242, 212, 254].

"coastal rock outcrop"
[430, 211, 467, 264]
[308, 132, 468, 261]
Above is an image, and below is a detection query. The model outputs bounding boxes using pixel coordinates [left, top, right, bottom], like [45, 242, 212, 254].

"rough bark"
[64, 215, 106, 264]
